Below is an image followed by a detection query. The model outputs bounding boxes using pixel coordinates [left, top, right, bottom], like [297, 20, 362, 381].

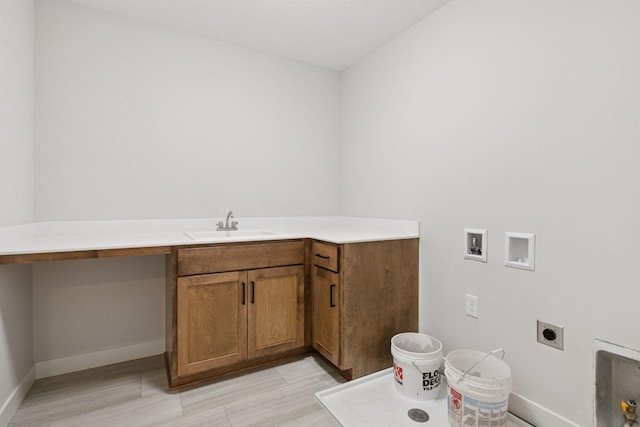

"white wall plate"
[504, 232, 535, 271]
[464, 228, 487, 263]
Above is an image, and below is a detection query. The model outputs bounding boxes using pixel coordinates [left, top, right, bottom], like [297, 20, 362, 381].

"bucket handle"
[410, 360, 431, 376]
[456, 347, 505, 385]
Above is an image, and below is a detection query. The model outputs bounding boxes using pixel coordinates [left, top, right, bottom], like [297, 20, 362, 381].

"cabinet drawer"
[312, 241, 339, 272]
[177, 240, 304, 276]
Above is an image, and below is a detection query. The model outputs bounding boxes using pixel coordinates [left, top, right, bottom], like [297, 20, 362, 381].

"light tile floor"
[10, 354, 345, 427]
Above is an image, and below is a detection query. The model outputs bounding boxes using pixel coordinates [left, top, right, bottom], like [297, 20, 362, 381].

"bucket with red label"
[391, 333, 443, 400]
[445, 349, 512, 427]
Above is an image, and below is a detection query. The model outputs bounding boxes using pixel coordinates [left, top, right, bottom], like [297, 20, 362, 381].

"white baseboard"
[510, 391, 580, 427]
[0, 365, 35, 427]
[35, 340, 166, 379]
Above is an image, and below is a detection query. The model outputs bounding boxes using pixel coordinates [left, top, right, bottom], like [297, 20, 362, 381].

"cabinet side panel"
[166, 252, 177, 377]
[341, 239, 419, 378]
[304, 239, 312, 347]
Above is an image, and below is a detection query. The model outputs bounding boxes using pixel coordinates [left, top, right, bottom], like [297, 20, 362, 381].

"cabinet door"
[312, 266, 340, 367]
[177, 271, 247, 376]
[247, 265, 304, 359]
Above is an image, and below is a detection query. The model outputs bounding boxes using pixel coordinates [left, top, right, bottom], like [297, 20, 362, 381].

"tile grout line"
[178, 389, 186, 418]
[221, 404, 232, 426]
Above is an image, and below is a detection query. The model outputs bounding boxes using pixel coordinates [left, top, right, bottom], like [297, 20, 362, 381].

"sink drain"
[408, 408, 429, 423]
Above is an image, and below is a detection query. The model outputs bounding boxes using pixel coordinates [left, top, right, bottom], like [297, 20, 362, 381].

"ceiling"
[62, 0, 450, 70]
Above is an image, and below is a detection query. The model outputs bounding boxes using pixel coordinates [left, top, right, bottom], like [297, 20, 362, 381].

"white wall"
[1, 2, 34, 224]
[35, 0, 341, 221]
[31, 0, 341, 376]
[0, 0, 34, 425]
[0, 266, 33, 426]
[341, 1, 640, 426]
[32, 256, 165, 375]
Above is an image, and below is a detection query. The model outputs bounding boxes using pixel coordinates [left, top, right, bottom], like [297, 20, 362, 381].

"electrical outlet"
[465, 294, 478, 318]
[537, 320, 564, 350]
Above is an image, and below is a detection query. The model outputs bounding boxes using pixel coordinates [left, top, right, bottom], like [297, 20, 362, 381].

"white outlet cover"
[465, 294, 479, 318]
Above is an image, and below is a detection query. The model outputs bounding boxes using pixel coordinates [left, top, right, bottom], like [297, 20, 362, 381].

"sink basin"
[184, 229, 277, 241]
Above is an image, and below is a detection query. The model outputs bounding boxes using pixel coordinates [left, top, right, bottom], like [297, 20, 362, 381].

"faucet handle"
[231, 221, 238, 230]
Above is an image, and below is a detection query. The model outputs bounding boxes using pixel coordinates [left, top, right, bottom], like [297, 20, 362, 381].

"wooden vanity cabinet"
[167, 240, 306, 386]
[167, 237, 418, 388]
[312, 239, 419, 380]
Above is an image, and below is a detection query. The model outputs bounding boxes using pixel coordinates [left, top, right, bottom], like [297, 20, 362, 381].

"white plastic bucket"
[445, 349, 512, 427]
[391, 333, 443, 400]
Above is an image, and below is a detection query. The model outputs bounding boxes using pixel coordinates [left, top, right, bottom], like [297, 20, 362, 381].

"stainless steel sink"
[184, 229, 276, 241]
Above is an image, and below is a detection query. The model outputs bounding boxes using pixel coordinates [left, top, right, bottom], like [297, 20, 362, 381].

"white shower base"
[316, 368, 533, 426]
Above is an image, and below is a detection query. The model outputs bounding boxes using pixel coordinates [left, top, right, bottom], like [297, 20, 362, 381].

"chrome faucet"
[216, 210, 238, 231]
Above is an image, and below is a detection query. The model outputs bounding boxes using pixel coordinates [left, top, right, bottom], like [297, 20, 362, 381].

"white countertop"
[0, 216, 419, 256]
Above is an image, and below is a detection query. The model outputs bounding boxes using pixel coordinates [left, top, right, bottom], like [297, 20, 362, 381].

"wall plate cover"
[464, 228, 487, 263]
[537, 320, 563, 350]
[465, 294, 479, 318]
[505, 232, 535, 271]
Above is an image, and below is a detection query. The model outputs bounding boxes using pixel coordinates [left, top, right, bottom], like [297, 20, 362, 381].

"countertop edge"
[0, 217, 420, 259]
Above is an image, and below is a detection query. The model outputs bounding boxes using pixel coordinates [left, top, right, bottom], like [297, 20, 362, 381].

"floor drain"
[408, 408, 429, 423]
